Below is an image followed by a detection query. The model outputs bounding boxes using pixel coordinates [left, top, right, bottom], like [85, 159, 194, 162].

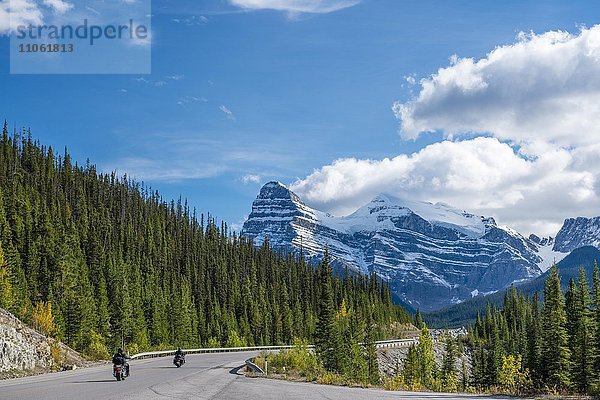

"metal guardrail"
[131, 345, 298, 360]
[130, 338, 418, 360]
[374, 337, 418, 348]
[244, 358, 265, 374]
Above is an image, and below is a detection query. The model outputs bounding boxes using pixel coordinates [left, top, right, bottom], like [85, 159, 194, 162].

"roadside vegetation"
[256, 258, 600, 398]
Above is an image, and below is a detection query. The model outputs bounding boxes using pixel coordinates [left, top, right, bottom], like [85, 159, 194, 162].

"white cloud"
[291, 137, 600, 237]
[228, 0, 359, 14]
[0, 0, 43, 34]
[171, 15, 208, 26]
[166, 74, 184, 81]
[0, 0, 75, 34]
[290, 26, 600, 237]
[219, 105, 236, 120]
[177, 95, 207, 106]
[393, 26, 600, 149]
[42, 0, 73, 14]
[242, 174, 261, 184]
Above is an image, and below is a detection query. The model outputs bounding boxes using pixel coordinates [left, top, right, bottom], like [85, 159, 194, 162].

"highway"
[0, 351, 514, 400]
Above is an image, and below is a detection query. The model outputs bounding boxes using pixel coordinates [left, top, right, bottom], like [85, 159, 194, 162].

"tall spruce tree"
[314, 250, 338, 371]
[417, 324, 436, 388]
[541, 265, 571, 389]
[441, 334, 458, 391]
[364, 304, 379, 385]
[592, 262, 600, 380]
[571, 268, 593, 393]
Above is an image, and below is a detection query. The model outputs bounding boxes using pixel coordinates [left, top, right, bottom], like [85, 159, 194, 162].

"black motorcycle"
[113, 363, 129, 381]
[173, 354, 185, 368]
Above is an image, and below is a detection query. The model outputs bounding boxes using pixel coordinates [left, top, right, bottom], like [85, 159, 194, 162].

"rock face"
[0, 308, 85, 374]
[242, 182, 557, 311]
[553, 217, 600, 253]
[0, 309, 54, 372]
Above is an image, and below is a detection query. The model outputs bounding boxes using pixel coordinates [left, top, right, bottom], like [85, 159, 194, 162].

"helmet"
[118, 348, 123, 353]
[177, 347, 181, 351]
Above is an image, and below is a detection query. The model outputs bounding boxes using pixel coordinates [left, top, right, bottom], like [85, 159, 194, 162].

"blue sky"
[2, 0, 600, 234]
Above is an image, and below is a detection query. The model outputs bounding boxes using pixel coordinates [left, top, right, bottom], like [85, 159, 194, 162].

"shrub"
[498, 354, 532, 395]
[31, 301, 56, 337]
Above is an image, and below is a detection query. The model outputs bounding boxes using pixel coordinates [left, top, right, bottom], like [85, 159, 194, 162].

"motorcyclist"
[174, 347, 185, 363]
[112, 348, 131, 377]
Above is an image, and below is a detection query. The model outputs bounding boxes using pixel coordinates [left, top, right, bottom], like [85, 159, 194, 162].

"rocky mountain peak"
[553, 216, 600, 252]
[242, 184, 559, 311]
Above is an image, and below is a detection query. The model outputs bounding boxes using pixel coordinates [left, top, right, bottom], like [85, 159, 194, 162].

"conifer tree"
[402, 344, 420, 388]
[571, 268, 593, 393]
[364, 305, 379, 385]
[565, 278, 577, 354]
[441, 334, 458, 391]
[541, 265, 571, 389]
[417, 324, 436, 388]
[526, 291, 542, 382]
[592, 262, 600, 379]
[414, 309, 423, 329]
[314, 250, 338, 371]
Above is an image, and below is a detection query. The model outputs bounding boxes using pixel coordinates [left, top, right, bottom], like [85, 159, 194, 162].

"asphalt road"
[0, 351, 516, 400]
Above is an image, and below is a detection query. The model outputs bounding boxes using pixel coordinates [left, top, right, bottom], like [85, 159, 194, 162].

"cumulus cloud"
[42, 0, 73, 14]
[0, 0, 75, 34]
[228, 0, 360, 14]
[291, 137, 600, 236]
[290, 26, 600, 237]
[0, 0, 43, 34]
[393, 26, 600, 148]
[242, 174, 262, 184]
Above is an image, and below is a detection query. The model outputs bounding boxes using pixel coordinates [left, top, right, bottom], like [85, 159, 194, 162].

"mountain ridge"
[423, 246, 600, 328]
[242, 182, 568, 311]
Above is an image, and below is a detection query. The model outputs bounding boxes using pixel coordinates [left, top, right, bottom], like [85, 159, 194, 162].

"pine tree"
[541, 265, 571, 389]
[526, 291, 542, 383]
[441, 334, 458, 391]
[402, 344, 420, 388]
[592, 262, 600, 380]
[364, 305, 379, 385]
[565, 278, 577, 354]
[571, 268, 593, 393]
[414, 309, 423, 329]
[461, 357, 469, 391]
[314, 250, 338, 372]
[417, 324, 436, 388]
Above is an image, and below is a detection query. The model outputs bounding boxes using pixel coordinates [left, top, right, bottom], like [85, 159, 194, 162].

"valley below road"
[0, 351, 517, 400]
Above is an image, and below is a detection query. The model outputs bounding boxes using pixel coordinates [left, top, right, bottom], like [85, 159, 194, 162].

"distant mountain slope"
[554, 216, 600, 252]
[242, 182, 564, 311]
[424, 246, 600, 328]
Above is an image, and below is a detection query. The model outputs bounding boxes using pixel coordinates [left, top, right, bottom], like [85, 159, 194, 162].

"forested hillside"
[0, 123, 411, 358]
[467, 264, 600, 395]
[425, 246, 600, 328]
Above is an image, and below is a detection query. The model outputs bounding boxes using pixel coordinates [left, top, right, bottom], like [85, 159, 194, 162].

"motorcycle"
[173, 354, 185, 368]
[113, 363, 129, 381]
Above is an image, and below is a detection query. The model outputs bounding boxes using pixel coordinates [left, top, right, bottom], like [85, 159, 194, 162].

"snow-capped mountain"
[553, 217, 600, 253]
[242, 182, 564, 311]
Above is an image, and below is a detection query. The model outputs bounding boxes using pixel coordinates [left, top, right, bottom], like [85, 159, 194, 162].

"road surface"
[0, 351, 516, 399]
